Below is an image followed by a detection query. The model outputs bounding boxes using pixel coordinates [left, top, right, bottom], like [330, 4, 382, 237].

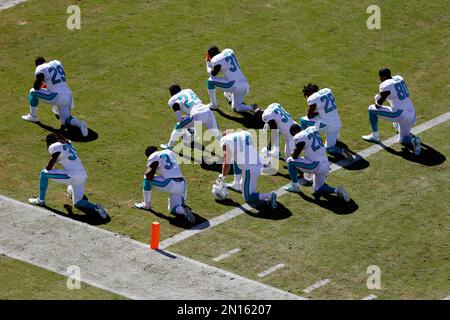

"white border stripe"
[362, 294, 378, 300]
[303, 279, 331, 293]
[442, 296, 450, 300]
[257, 263, 285, 277]
[160, 111, 450, 249]
[213, 248, 241, 262]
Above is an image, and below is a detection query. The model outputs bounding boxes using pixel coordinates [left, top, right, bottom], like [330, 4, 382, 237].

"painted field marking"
[0, 0, 28, 11]
[213, 248, 241, 262]
[303, 279, 331, 293]
[362, 294, 378, 300]
[160, 111, 450, 249]
[442, 296, 450, 300]
[257, 263, 285, 277]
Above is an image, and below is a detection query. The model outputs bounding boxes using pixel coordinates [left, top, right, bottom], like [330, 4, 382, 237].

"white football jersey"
[262, 103, 295, 137]
[220, 131, 261, 170]
[168, 89, 203, 115]
[379, 75, 414, 112]
[307, 88, 342, 128]
[293, 126, 328, 162]
[48, 142, 85, 172]
[147, 150, 183, 178]
[211, 48, 246, 82]
[35, 60, 70, 93]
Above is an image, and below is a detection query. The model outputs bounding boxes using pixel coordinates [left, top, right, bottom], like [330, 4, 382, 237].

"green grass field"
[0, 0, 449, 299]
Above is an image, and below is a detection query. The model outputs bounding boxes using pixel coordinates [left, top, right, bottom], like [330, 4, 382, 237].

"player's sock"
[207, 89, 218, 107]
[317, 184, 336, 194]
[258, 193, 272, 201]
[168, 128, 183, 148]
[29, 106, 38, 117]
[287, 162, 299, 183]
[38, 170, 49, 201]
[142, 178, 152, 207]
[368, 110, 379, 132]
[65, 116, 81, 128]
[74, 199, 96, 211]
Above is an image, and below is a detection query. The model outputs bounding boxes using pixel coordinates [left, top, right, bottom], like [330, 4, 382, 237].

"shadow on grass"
[297, 192, 359, 215]
[35, 122, 99, 142]
[380, 142, 446, 166]
[146, 208, 208, 230]
[328, 141, 370, 171]
[215, 108, 264, 129]
[215, 198, 292, 220]
[43, 202, 111, 226]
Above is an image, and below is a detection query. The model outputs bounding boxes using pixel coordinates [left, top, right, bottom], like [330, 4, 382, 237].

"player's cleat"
[29, 197, 45, 206]
[412, 136, 421, 156]
[340, 148, 354, 161]
[336, 186, 350, 202]
[362, 133, 381, 143]
[207, 103, 219, 110]
[284, 183, 301, 193]
[95, 203, 108, 219]
[226, 182, 241, 192]
[134, 202, 151, 211]
[80, 120, 88, 137]
[183, 206, 196, 225]
[270, 192, 277, 209]
[224, 92, 233, 105]
[160, 144, 173, 150]
[22, 113, 39, 123]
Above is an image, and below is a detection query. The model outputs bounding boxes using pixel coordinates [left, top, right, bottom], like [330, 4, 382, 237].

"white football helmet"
[212, 178, 229, 201]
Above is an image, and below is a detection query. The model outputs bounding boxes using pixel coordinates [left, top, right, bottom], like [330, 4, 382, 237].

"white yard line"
[0, 0, 27, 11]
[213, 248, 241, 262]
[361, 294, 378, 300]
[160, 111, 450, 249]
[442, 296, 450, 300]
[257, 264, 285, 278]
[0, 195, 305, 300]
[303, 279, 331, 293]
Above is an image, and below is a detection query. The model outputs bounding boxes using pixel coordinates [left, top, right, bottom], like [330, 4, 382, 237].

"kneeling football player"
[28, 133, 108, 219]
[135, 146, 195, 225]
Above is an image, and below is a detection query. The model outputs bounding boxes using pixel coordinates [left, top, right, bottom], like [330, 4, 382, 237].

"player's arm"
[171, 103, 183, 122]
[210, 65, 221, 77]
[266, 120, 278, 150]
[307, 104, 319, 119]
[375, 91, 390, 108]
[45, 152, 60, 171]
[33, 73, 45, 90]
[221, 144, 231, 177]
[291, 141, 305, 159]
[145, 162, 159, 181]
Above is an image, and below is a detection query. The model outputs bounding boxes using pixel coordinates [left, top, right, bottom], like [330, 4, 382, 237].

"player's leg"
[300, 116, 316, 129]
[362, 105, 403, 142]
[167, 180, 195, 224]
[161, 115, 194, 149]
[324, 127, 353, 160]
[398, 112, 421, 155]
[70, 176, 108, 219]
[135, 176, 175, 210]
[206, 76, 236, 109]
[203, 108, 222, 142]
[29, 169, 71, 205]
[226, 162, 242, 192]
[284, 157, 319, 192]
[23, 88, 59, 122]
[284, 135, 294, 159]
[57, 93, 88, 137]
[230, 81, 255, 113]
[242, 166, 277, 209]
[312, 172, 350, 202]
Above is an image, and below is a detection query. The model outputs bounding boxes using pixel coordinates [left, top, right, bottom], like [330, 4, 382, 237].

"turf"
[0, 0, 449, 299]
[0, 255, 125, 299]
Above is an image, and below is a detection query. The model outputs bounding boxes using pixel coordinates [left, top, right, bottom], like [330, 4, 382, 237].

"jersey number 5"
[48, 66, 66, 85]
